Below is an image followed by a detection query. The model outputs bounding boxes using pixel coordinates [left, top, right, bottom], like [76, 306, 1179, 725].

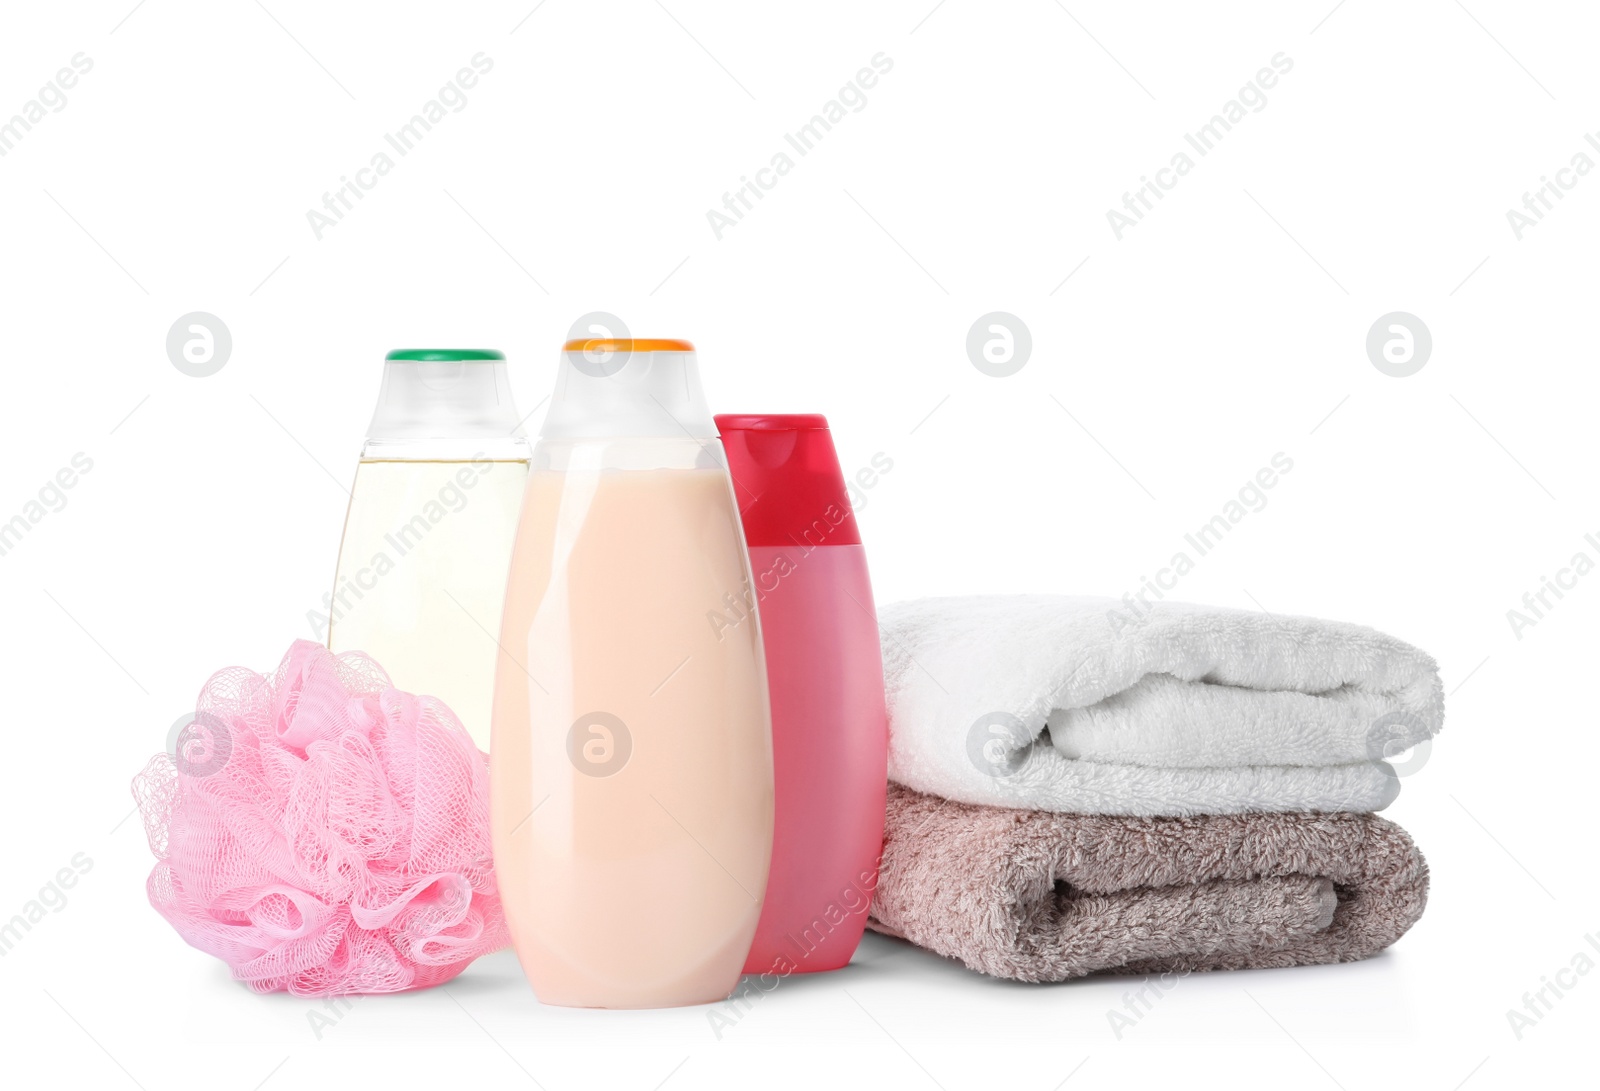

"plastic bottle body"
[329, 457, 526, 748]
[491, 345, 774, 1008]
[328, 351, 529, 750]
[742, 541, 887, 974]
[712, 414, 889, 977]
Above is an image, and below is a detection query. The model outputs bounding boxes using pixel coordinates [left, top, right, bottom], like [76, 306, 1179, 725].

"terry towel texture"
[881, 595, 1444, 816]
[867, 784, 1429, 982]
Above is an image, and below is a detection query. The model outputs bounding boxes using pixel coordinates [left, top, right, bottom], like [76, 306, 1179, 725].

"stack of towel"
[868, 596, 1440, 982]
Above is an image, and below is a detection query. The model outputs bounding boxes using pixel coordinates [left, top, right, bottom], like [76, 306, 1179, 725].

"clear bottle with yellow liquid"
[491, 338, 774, 1008]
[328, 349, 530, 750]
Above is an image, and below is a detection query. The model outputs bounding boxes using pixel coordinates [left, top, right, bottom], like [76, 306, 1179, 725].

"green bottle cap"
[384, 349, 505, 362]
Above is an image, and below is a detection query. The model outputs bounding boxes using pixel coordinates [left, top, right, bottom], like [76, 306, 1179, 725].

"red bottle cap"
[715, 414, 862, 549]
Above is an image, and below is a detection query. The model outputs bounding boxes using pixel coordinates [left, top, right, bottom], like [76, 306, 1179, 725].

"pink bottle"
[715, 414, 889, 976]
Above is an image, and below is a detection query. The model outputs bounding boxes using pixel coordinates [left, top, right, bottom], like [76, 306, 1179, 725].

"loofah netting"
[132, 640, 509, 995]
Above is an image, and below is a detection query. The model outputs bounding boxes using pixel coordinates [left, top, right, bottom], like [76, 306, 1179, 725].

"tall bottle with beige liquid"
[491, 337, 773, 1009]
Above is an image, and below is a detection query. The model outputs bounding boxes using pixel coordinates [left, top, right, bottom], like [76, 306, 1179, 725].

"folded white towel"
[880, 595, 1444, 816]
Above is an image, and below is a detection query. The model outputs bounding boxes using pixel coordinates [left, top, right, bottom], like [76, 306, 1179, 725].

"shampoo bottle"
[329, 349, 530, 749]
[491, 339, 774, 1008]
[716, 414, 888, 975]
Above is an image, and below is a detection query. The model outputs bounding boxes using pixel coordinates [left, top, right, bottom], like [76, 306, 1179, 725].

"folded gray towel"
[867, 784, 1430, 982]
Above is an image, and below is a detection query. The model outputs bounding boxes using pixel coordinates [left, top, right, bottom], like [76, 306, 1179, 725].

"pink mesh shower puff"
[131, 639, 510, 996]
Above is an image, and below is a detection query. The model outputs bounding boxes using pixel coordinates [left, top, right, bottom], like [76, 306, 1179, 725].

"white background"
[1, 1, 1596, 1088]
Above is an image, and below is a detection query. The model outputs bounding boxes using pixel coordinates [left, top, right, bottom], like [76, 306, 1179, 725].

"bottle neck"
[364, 360, 530, 460]
[539, 349, 716, 441]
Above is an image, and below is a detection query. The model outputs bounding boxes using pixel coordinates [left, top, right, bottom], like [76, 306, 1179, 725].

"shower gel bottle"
[491, 338, 773, 1008]
[716, 415, 888, 975]
[329, 349, 530, 750]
